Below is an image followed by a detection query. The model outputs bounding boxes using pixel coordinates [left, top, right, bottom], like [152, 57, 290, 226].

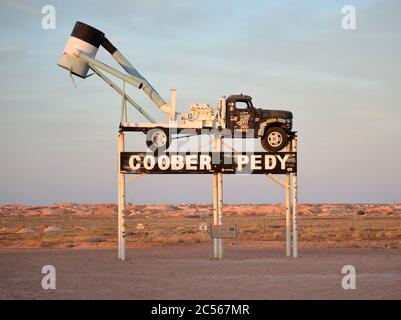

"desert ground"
[0, 203, 400, 299]
[1, 246, 400, 299]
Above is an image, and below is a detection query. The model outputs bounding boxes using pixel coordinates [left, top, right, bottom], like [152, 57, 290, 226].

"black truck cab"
[226, 94, 293, 152]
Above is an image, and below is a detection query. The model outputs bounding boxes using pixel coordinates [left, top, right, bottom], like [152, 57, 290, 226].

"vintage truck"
[224, 94, 293, 151]
[58, 21, 294, 153]
[132, 93, 293, 153]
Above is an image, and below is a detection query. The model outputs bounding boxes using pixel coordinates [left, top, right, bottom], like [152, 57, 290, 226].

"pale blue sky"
[0, 0, 400, 204]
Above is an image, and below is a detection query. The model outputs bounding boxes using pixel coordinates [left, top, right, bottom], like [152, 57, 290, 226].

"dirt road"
[0, 245, 400, 299]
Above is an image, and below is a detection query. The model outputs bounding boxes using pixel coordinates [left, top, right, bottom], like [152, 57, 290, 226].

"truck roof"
[226, 94, 252, 103]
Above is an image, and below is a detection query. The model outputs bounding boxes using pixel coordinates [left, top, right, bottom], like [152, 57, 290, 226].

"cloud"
[2, 0, 40, 16]
[0, 47, 20, 56]
[0, 47, 22, 62]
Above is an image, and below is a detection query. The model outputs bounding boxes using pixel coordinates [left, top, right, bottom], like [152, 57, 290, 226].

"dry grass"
[1, 214, 401, 249]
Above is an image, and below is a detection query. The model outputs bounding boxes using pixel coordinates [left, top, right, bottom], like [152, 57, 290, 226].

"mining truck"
[137, 94, 293, 152]
[58, 22, 294, 152]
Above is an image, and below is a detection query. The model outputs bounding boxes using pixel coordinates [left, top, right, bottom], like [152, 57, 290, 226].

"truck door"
[228, 100, 255, 133]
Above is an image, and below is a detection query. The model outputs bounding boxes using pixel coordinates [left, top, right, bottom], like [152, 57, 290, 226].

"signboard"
[121, 152, 296, 174]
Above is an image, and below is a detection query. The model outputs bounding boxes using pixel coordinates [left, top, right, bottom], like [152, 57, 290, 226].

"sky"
[0, 0, 400, 205]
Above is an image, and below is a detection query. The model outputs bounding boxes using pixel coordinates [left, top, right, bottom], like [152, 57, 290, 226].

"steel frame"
[65, 35, 299, 261]
[117, 132, 298, 261]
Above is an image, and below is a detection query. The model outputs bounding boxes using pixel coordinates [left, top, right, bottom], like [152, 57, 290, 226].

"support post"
[292, 136, 298, 258]
[285, 173, 291, 256]
[285, 141, 292, 257]
[118, 131, 126, 260]
[217, 171, 223, 259]
[213, 173, 219, 259]
[212, 132, 223, 260]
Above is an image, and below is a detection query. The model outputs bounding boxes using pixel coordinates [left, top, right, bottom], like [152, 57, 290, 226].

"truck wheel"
[261, 127, 288, 152]
[146, 128, 171, 154]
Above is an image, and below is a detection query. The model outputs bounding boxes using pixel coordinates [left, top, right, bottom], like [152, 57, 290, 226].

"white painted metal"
[213, 173, 219, 259]
[217, 171, 223, 259]
[285, 141, 292, 257]
[121, 81, 127, 123]
[286, 173, 291, 257]
[118, 131, 126, 260]
[89, 65, 156, 123]
[58, 36, 98, 78]
[74, 50, 144, 89]
[117, 134, 121, 258]
[169, 89, 177, 121]
[120, 97, 223, 131]
[111, 50, 169, 112]
[120, 121, 207, 129]
[285, 142, 292, 257]
[218, 97, 227, 128]
[263, 140, 297, 258]
[211, 131, 224, 260]
[292, 136, 298, 258]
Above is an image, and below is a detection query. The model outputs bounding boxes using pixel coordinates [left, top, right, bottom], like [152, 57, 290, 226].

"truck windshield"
[236, 101, 250, 110]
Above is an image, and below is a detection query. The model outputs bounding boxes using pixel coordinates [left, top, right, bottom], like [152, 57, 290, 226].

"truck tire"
[146, 128, 171, 154]
[261, 126, 288, 152]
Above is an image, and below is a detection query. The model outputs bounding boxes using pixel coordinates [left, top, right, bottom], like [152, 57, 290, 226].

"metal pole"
[117, 135, 121, 258]
[285, 141, 292, 257]
[89, 65, 156, 123]
[118, 131, 126, 260]
[75, 50, 143, 89]
[216, 132, 224, 259]
[213, 173, 219, 259]
[285, 173, 291, 257]
[121, 80, 127, 124]
[292, 136, 298, 258]
[110, 49, 169, 112]
[217, 171, 223, 259]
[212, 131, 224, 260]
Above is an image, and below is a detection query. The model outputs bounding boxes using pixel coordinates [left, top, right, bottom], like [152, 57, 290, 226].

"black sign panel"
[121, 152, 296, 175]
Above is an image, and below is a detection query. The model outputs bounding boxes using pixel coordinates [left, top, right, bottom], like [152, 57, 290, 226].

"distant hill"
[1, 203, 400, 217]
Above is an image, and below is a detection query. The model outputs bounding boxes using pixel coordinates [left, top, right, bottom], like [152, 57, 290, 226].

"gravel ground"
[0, 245, 400, 299]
